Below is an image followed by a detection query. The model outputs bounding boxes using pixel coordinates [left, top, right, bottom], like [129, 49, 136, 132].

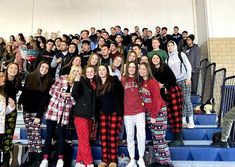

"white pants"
[124, 112, 146, 159]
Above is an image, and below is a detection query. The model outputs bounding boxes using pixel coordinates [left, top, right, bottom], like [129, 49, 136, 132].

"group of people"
[0, 25, 202, 167]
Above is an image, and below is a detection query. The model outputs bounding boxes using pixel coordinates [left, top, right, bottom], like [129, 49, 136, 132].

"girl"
[0, 45, 15, 70]
[72, 66, 96, 167]
[167, 41, 194, 128]
[87, 53, 100, 70]
[123, 51, 137, 75]
[60, 56, 82, 76]
[1, 63, 22, 166]
[39, 66, 81, 167]
[96, 65, 124, 167]
[18, 61, 51, 166]
[108, 55, 123, 80]
[121, 61, 146, 167]
[151, 54, 184, 146]
[0, 71, 16, 167]
[138, 62, 172, 166]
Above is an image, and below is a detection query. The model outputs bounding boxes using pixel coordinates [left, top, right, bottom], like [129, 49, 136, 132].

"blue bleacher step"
[71, 146, 235, 161]
[20, 127, 221, 140]
[194, 114, 217, 125]
[191, 94, 201, 104]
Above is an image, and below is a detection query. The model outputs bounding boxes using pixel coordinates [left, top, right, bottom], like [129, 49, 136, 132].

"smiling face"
[90, 54, 99, 66]
[113, 56, 122, 68]
[86, 67, 95, 80]
[151, 55, 161, 66]
[7, 63, 18, 78]
[0, 72, 6, 86]
[138, 64, 148, 79]
[167, 42, 175, 53]
[98, 65, 108, 79]
[39, 63, 49, 76]
[127, 62, 136, 77]
[72, 57, 81, 66]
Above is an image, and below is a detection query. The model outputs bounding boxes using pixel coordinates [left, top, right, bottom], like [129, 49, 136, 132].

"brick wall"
[209, 38, 235, 76]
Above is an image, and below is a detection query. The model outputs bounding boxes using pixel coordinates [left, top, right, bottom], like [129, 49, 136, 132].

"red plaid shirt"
[45, 76, 75, 125]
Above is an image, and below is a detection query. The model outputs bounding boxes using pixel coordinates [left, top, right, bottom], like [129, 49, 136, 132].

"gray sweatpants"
[221, 106, 235, 141]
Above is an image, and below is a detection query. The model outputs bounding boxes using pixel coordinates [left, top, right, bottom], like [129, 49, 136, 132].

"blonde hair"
[67, 65, 83, 85]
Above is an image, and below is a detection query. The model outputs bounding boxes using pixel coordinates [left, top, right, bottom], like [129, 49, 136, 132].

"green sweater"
[147, 49, 168, 62]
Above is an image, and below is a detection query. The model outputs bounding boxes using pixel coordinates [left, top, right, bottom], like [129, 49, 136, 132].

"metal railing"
[197, 58, 208, 97]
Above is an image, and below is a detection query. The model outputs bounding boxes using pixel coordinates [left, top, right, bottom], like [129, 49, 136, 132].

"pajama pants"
[146, 107, 171, 164]
[177, 80, 193, 117]
[0, 110, 17, 153]
[23, 112, 43, 153]
[166, 85, 183, 133]
[221, 106, 235, 142]
[99, 112, 122, 164]
[124, 112, 146, 159]
[74, 117, 93, 165]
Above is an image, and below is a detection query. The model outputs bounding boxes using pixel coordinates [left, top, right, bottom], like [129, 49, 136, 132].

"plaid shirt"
[45, 76, 75, 125]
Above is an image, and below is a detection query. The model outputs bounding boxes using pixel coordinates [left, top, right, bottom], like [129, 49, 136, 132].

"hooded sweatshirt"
[167, 41, 192, 82]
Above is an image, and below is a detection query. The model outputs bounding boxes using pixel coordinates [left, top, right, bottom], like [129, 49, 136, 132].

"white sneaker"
[182, 116, 187, 128]
[187, 115, 195, 128]
[87, 164, 94, 167]
[75, 162, 86, 167]
[127, 159, 137, 167]
[137, 158, 145, 167]
[39, 159, 48, 167]
[56, 159, 64, 167]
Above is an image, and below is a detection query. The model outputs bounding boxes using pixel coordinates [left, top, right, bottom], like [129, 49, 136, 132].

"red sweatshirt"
[121, 77, 145, 116]
[140, 79, 165, 119]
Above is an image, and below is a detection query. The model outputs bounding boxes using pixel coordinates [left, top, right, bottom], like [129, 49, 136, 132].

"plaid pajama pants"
[99, 112, 122, 164]
[166, 85, 183, 133]
[23, 112, 43, 153]
[177, 80, 193, 117]
[146, 107, 171, 165]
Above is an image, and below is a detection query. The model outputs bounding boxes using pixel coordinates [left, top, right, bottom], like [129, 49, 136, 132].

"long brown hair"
[25, 61, 51, 92]
[138, 62, 155, 85]
[151, 54, 166, 73]
[125, 61, 138, 82]
[96, 65, 113, 96]
[111, 55, 123, 72]
[5, 63, 21, 90]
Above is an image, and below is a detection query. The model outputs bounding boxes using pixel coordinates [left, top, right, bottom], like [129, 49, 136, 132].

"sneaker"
[87, 164, 95, 167]
[75, 162, 86, 167]
[108, 162, 117, 167]
[187, 122, 195, 129]
[137, 158, 146, 167]
[56, 159, 64, 167]
[211, 141, 229, 148]
[39, 159, 48, 167]
[168, 139, 184, 147]
[98, 162, 108, 167]
[127, 160, 137, 167]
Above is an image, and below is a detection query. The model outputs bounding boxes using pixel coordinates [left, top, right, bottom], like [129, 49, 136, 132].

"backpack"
[167, 52, 187, 73]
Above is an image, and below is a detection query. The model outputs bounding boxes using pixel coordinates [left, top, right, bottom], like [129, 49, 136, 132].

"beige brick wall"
[209, 38, 235, 76]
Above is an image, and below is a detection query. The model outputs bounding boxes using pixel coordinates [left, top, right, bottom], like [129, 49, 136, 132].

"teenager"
[19, 61, 51, 166]
[167, 41, 194, 128]
[96, 65, 124, 167]
[0, 71, 16, 167]
[72, 66, 97, 167]
[121, 61, 146, 167]
[138, 62, 172, 167]
[151, 54, 184, 146]
[39, 66, 81, 167]
[108, 55, 123, 80]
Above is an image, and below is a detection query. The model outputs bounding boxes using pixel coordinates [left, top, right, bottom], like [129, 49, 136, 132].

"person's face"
[72, 39, 80, 45]
[82, 43, 90, 52]
[10, 36, 14, 41]
[60, 42, 68, 51]
[96, 31, 101, 38]
[143, 29, 148, 34]
[37, 29, 42, 35]
[46, 42, 54, 51]
[156, 27, 161, 33]
[167, 42, 175, 53]
[182, 32, 188, 39]
[28, 36, 33, 42]
[39, 63, 49, 76]
[7, 64, 18, 77]
[140, 56, 149, 64]
[98, 65, 108, 78]
[115, 35, 122, 43]
[162, 29, 167, 34]
[187, 38, 193, 46]
[90, 54, 98, 66]
[6, 46, 11, 52]
[113, 57, 122, 67]
[133, 46, 141, 55]
[124, 30, 128, 36]
[131, 36, 137, 43]
[90, 28, 95, 34]
[81, 31, 88, 39]
[135, 39, 142, 45]
[70, 67, 81, 78]
[86, 67, 95, 79]
[152, 55, 161, 66]
[152, 39, 160, 49]
[69, 44, 76, 53]
[110, 44, 117, 52]
[102, 33, 109, 40]
[115, 26, 120, 32]
[101, 47, 109, 56]
[174, 28, 179, 34]
[128, 63, 136, 76]
[134, 26, 139, 32]
[72, 57, 81, 66]
[55, 39, 61, 47]
[138, 64, 148, 78]
[98, 38, 105, 46]
[147, 31, 152, 37]
[128, 53, 136, 62]
[110, 28, 116, 34]
[0, 72, 6, 86]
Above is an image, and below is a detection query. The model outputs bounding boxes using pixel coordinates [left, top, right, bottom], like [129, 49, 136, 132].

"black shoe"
[168, 139, 184, 147]
[148, 162, 163, 167]
[211, 141, 229, 148]
[2, 153, 10, 167]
